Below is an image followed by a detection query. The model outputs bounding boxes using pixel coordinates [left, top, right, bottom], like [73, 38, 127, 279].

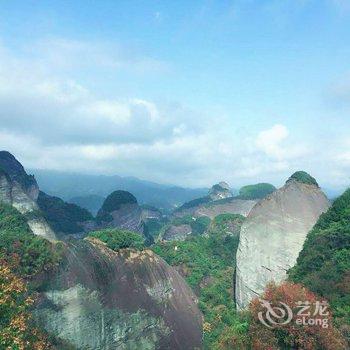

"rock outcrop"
[97, 190, 144, 234]
[208, 182, 232, 201]
[34, 238, 203, 349]
[162, 223, 192, 241]
[195, 198, 257, 219]
[0, 151, 56, 241]
[141, 205, 162, 220]
[173, 182, 258, 220]
[235, 173, 330, 309]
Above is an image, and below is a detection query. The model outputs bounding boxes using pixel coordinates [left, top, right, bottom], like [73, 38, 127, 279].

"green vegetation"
[152, 214, 246, 349]
[289, 188, 350, 333]
[208, 214, 245, 237]
[88, 228, 145, 251]
[238, 183, 276, 200]
[174, 196, 211, 211]
[38, 191, 93, 235]
[0, 202, 63, 349]
[287, 170, 319, 186]
[0, 203, 62, 277]
[164, 215, 211, 237]
[144, 218, 168, 238]
[100, 190, 137, 213]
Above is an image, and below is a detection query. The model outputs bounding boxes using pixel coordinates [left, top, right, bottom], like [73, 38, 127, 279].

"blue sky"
[0, 0, 350, 189]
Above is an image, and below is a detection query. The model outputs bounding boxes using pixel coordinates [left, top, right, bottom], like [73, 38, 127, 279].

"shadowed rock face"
[0, 151, 56, 241]
[235, 178, 330, 310]
[34, 238, 203, 349]
[97, 190, 144, 235]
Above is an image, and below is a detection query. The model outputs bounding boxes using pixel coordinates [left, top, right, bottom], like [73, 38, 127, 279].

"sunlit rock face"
[208, 182, 232, 201]
[235, 177, 330, 310]
[194, 198, 257, 219]
[34, 238, 203, 349]
[0, 151, 56, 241]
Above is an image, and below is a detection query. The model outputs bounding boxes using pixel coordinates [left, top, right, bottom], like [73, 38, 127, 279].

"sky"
[0, 0, 350, 190]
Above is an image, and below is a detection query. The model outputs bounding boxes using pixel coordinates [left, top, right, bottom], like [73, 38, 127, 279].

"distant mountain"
[69, 194, 105, 216]
[30, 169, 208, 212]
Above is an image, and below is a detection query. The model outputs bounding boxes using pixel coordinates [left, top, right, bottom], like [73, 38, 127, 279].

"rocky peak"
[97, 190, 146, 237]
[235, 173, 330, 310]
[33, 239, 203, 349]
[0, 151, 37, 195]
[208, 181, 232, 200]
[287, 170, 319, 187]
[0, 151, 56, 241]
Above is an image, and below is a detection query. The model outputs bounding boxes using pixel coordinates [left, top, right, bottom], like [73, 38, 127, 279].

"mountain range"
[30, 169, 209, 214]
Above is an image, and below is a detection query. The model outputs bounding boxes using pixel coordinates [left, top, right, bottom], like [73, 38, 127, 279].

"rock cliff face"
[141, 205, 162, 220]
[173, 182, 257, 220]
[208, 182, 232, 201]
[163, 224, 192, 241]
[97, 190, 144, 234]
[0, 151, 56, 241]
[235, 175, 330, 310]
[195, 198, 257, 219]
[34, 238, 203, 349]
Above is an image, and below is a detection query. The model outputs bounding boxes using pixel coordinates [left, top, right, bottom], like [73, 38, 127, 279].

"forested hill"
[289, 188, 350, 330]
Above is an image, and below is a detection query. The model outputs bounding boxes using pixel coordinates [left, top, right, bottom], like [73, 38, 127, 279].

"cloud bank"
[0, 37, 349, 189]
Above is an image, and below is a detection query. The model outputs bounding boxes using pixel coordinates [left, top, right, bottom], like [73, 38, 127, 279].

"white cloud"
[256, 124, 309, 161]
[0, 36, 348, 190]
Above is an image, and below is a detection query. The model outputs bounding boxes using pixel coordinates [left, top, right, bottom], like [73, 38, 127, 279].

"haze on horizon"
[0, 0, 350, 190]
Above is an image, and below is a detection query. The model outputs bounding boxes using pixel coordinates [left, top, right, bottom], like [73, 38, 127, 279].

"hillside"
[289, 188, 350, 333]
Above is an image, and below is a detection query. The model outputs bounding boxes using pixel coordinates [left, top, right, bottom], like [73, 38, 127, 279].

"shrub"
[287, 171, 319, 186]
[152, 223, 243, 349]
[37, 191, 93, 234]
[0, 259, 52, 350]
[88, 229, 145, 251]
[100, 190, 137, 213]
[289, 188, 350, 333]
[238, 183, 276, 200]
[248, 282, 347, 350]
[0, 203, 62, 277]
[209, 214, 245, 237]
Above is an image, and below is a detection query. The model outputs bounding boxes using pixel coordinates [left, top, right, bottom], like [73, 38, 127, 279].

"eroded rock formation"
[34, 238, 203, 349]
[195, 198, 257, 219]
[235, 174, 330, 309]
[0, 151, 56, 241]
[97, 190, 144, 234]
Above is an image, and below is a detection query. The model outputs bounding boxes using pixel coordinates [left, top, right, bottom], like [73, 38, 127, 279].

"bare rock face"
[163, 224, 192, 241]
[195, 198, 257, 219]
[208, 182, 232, 201]
[235, 176, 330, 310]
[0, 151, 56, 241]
[141, 205, 162, 220]
[34, 238, 203, 349]
[97, 190, 144, 234]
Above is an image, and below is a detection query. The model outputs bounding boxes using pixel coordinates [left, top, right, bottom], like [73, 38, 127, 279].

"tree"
[0, 259, 51, 350]
[248, 282, 347, 350]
